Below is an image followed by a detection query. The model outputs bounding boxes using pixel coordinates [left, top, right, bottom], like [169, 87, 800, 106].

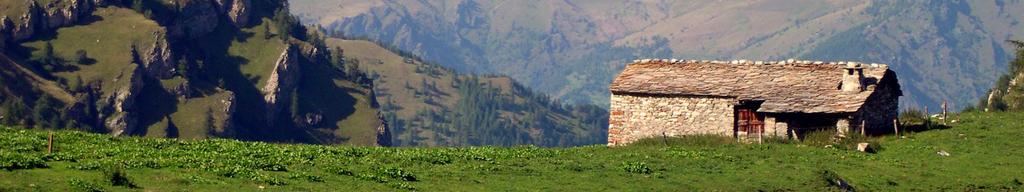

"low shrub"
[103, 166, 137, 188]
[821, 170, 855, 191]
[621, 161, 652, 174]
[800, 130, 838, 147]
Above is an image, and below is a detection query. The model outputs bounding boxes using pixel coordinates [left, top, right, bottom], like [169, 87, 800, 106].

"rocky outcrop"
[141, 33, 176, 79]
[169, 0, 219, 39]
[1, 0, 94, 42]
[215, 0, 252, 27]
[168, 0, 275, 38]
[262, 45, 300, 124]
[102, 63, 145, 136]
[43, 0, 93, 29]
[376, 112, 392, 147]
[218, 90, 237, 135]
[173, 79, 193, 98]
[9, 1, 43, 41]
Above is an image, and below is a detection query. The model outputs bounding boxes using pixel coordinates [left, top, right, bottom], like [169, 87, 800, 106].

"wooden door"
[737, 109, 764, 136]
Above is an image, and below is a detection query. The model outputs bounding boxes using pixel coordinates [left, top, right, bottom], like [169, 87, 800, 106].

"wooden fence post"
[661, 132, 668, 146]
[942, 100, 948, 125]
[860, 120, 866, 136]
[47, 132, 53, 154]
[893, 119, 900, 137]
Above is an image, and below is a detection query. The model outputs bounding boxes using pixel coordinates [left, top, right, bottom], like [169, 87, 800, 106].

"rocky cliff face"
[218, 89, 237, 135]
[141, 33, 176, 79]
[169, 0, 219, 39]
[215, 0, 252, 27]
[1, 0, 260, 47]
[0, 0, 94, 42]
[375, 112, 392, 146]
[262, 46, 300, 124]
[168, 0, 256, 38]
[102, 63, 145, 136]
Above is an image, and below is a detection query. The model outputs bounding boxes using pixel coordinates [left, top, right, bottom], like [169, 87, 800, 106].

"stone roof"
[610, 59, 897, 113]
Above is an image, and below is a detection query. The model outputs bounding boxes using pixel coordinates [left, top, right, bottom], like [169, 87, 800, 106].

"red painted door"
[737, 109, 764, 136]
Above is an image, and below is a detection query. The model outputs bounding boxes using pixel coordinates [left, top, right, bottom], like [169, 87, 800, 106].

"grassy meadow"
[1, 112, 1022, 191]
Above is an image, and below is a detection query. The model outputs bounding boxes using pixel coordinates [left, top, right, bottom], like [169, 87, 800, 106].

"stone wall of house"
[607, 94, 735, 146]
[763, 116, 788, 138]
[855, 76, 900, 134]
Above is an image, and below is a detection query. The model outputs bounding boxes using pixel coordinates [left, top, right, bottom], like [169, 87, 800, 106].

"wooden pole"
[661, 132, 668, 146]
[47, 132, 53, 154]
[893, 119, 900, 137]
[860, 120, 866, 136]
[942, 100, 948, 125]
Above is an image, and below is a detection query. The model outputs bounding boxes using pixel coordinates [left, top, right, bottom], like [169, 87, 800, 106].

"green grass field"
[1, 112, 1022, 191]
[230, 18, 288, 89]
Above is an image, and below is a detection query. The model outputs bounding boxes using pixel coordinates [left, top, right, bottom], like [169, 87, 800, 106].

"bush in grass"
[899, 108, 929, 125]
[821, 170, 855, 191]
[621, 161, 652, 174]
[800, 130, 838, 147]
[379, 167, 417, 181]
[103, 166, 137, 188]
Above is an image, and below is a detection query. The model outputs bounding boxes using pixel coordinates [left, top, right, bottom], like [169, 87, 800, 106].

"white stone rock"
[857, 143, 871, 152]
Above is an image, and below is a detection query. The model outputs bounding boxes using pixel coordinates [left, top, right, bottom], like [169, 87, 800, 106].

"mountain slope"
[328, 38, 607, 147]
[292, 0, 1024, 110]
[0, 0, 387, 145]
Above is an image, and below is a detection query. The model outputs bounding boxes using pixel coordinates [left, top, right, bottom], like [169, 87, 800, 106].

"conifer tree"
[32, 95, 56, 129]
[39, 42, 58, 71]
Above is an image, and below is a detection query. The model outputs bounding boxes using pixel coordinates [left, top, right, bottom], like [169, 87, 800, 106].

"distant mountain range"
[292, 0, 1024, 110]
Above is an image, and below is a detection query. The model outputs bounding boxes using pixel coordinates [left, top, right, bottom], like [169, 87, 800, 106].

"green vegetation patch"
[229, 18, 288, 88]
[142, 90, 232, 139]
[1, 112, 1022, 190]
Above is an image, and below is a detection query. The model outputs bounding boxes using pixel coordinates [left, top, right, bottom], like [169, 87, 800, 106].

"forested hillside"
[0, 0, 386, 145]
[328, 38, 607, 147]
[292, 0, 1024, 110]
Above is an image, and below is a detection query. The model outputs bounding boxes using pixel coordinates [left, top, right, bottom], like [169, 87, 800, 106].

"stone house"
[607, 59, 902, 146]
